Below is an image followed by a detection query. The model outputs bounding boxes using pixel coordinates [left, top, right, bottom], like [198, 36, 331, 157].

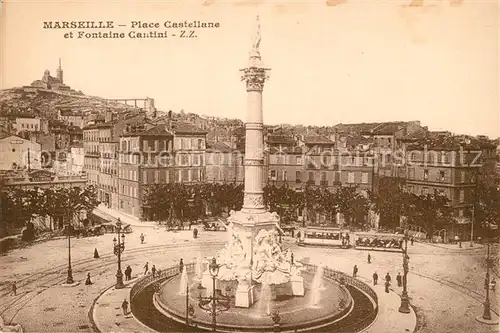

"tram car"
[297, 227, 351, 248]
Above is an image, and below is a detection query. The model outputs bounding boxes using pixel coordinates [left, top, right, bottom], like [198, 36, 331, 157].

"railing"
[131, 261, 378, 333]
[300, 262, 378, 314]
[130, 263, 195, 302]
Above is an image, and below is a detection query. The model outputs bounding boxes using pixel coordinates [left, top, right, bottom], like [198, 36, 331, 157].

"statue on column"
[252, 15, 261, 51]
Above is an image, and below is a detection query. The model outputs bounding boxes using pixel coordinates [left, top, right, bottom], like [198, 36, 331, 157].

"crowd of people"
[355, 237, 404, 249]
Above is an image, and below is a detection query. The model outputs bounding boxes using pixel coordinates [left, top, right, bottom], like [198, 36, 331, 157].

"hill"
[0, 87, 141, 119]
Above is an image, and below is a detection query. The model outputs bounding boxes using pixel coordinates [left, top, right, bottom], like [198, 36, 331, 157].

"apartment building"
[118, 125, 174, 219]
[266, 134, 374, 193]
[403, 134, 497, 239]
[205, 141, 244, 183]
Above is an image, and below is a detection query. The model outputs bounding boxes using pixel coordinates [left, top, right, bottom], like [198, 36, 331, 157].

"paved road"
[0, 228, 498, 333]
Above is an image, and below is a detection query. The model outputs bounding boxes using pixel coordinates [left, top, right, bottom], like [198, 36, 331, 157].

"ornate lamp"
[209, 257, 220, 277]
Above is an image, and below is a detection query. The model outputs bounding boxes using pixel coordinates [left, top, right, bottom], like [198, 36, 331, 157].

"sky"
[1, 0, 499, 138]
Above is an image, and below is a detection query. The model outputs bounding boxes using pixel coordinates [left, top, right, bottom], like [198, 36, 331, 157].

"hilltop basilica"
[30, 59, 72, 91]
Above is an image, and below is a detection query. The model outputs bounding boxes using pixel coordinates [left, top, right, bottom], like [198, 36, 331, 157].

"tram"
[297, 227, 351, 248]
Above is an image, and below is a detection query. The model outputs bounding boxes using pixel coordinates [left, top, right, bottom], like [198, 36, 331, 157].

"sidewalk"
[94, 204, 157, 228]
[423, 241, 484, 251]
[92, 278, 156, 333]
[362, 282, 416, 333]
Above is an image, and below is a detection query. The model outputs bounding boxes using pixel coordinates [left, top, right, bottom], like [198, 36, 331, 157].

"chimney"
[167, 110, 173, 130]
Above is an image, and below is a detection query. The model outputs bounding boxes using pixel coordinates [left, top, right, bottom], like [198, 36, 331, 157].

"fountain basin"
[154, 271, 353, 332]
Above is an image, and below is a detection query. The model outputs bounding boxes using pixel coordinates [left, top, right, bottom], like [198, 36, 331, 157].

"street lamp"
[66, 222, 74, 284]
[198, 257, 231, 332]
[398, 230, 411, 314]
[481, 239, 493, 320]
[113, 218, 125, 289]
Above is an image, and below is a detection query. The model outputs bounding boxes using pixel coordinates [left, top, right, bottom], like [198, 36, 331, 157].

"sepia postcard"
[0, 1, 498, 333]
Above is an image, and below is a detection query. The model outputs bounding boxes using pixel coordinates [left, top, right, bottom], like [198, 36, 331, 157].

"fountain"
[309, 265, 325, 307]
[195, 252, 203, 281]
[142, 16, 379, 333]
[178, 266, 188, 296]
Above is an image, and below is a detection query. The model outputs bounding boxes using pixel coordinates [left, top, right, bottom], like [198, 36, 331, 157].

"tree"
[372, 177, 408, 229]
[405, 191, 454, 239]
[336, 186, 370, 228]
[474, 178, 500, 239]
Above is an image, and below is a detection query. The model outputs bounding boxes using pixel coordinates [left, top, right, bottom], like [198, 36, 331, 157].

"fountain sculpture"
[199, 15, 304, 308]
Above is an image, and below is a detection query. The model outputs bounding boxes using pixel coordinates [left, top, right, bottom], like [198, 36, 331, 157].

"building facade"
[0, 135, 42, 170]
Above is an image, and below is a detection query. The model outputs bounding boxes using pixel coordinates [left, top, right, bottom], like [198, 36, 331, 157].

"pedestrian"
[85, 273, 93, 285]
[193, 228, 198, 239]
[125, 265, 132, 280]
[121, 299, 129, 315]
[353, 265, 358, 278]
[152, 265, 157, 278]
[367, 253, 371, 264]
[11, 281, 17, 296]
[410, 237, 414, 246]
[491, 278, 496, 291]
[144, 262, 149, 275]
[179, 258, 184, 273]
[373, 272, 378, 285]
[94, 248, 100, 259]
[385, 272, 391, 284]
[140, 233, 145, 244]
[396, 272, 402, 287]
[385, 280, 390, 293]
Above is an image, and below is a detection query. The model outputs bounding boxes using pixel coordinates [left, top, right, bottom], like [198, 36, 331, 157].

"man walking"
[396, 272, 402, 287]
[179, 258, 184, 273]
[125, 265, 132, 281]
[373, 272, 378, 285]
[140, 233, 145, 244]
[152, 265, 157, 278]
[353, 265, 358, 278]
[144, 262, 149, 275]
[410, 237, 414, 246]
[385, 272, 391, 284]
[367, 253, 371, 264]
[11, 281, 17, 296]
[121, 299, 129, 315]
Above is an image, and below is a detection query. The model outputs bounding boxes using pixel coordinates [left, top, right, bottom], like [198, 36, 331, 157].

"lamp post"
[113, 218, 125, 289]
[198, 258, 231, 332]
[398, 230, 411, 313]
[66, 221, 74, 284]
[481, 239, 492, 320]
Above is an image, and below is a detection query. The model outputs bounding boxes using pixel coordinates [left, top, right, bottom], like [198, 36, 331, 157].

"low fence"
[130, 263, 195, 302]
[300, 263, 378, 307]
[131, 262, 378, 333]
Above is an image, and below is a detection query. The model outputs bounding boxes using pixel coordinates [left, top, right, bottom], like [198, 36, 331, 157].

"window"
[347, 172, 355, 183]
[460, 171, 465, 183]
[440, 171, 445, 182]
[308, 172, 314, 182]
[193, 154, 199, 166]
[283, 170, 287, 181]
[270, 170, 276, 179]
[459, 189, 465, 203]
[295, 171, 301, 182]
[423, 170, 429, 180]
[198, 139, 203, 150]
[181, 154, 189, 166]
[422, 187, 429, 195]
[458, 209, 464, 217]
[322, 156, 328, 166]
[296, 156, 302, 165]
[320, 172, 327, 181]
[361, 172, 369, 184]
[335, 172, 341, 183]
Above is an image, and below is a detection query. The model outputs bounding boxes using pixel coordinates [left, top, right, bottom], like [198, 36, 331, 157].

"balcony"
[307, 163, 319, 170]
[320, 180, 328, 186]
[307, 180, 315, 185]
[295, 179, 301, 184]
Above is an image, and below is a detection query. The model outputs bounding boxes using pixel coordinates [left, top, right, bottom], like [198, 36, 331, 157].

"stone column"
[240, 17, 269, 215]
